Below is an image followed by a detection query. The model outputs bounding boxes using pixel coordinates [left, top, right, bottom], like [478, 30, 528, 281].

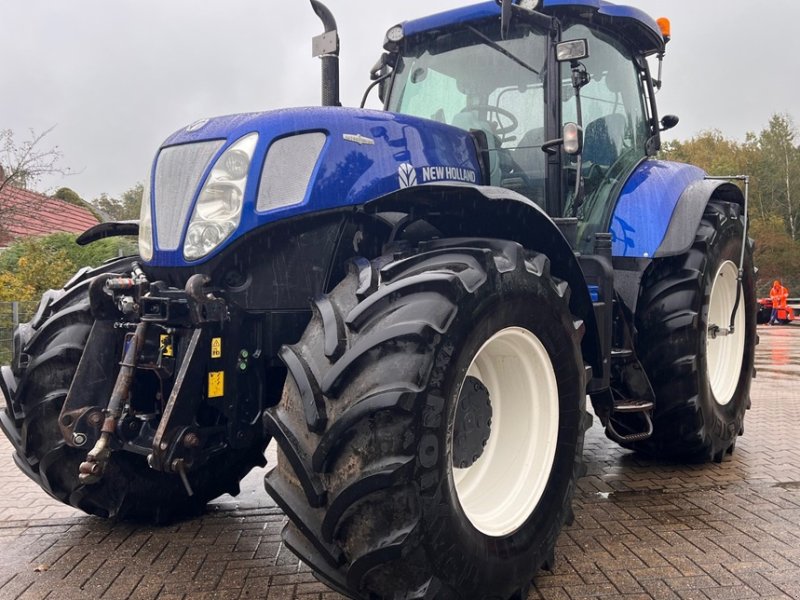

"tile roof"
[0, 185, 99, 245]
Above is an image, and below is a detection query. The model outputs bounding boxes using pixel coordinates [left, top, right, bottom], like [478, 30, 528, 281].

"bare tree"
[0, 127, 71, 242]
[0, 126, 69, 193]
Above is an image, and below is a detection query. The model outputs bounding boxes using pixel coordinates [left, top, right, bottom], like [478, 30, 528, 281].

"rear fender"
[609, 160, 746, 259]
[654, 179, 745, 258]
[364, 183, 602, 379]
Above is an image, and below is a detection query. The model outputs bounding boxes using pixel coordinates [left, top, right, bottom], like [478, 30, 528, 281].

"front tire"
[0, 259, 268, 522]
[264, 239, 589, 599]
[631, 201, 756, 461]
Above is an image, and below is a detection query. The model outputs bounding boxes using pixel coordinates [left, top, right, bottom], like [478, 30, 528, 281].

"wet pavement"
[0, 322, 799, 599]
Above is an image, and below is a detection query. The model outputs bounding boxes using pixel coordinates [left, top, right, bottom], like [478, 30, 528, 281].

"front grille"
[154, 140, 225, 250]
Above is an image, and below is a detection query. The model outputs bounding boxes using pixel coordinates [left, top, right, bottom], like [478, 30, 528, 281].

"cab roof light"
[384, 25, 404, 51]
[657, 17, 671, 43]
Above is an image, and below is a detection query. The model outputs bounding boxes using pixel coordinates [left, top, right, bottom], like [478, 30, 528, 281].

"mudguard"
[654, 179, 746, 258]
[365, 183, 603, 379]
[77, 220, 139, 245]
[608, 160, 746, 258]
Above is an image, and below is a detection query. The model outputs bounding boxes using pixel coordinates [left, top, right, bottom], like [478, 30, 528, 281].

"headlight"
[138, 171, 154, 261]
[183, 133, 258, 261]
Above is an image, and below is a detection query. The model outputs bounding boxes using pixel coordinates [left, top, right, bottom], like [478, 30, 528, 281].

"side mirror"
[562, 122, 583, 155]
[497, 0, 542, 39]
[370, 53, 393, 104]
[660, 114, 679, 131]
[556, 39, 589, 63]
[370, 53, 388, 81]
[541, 122, 583, 156]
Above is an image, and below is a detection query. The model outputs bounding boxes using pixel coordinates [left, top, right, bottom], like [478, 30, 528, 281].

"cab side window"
[561, 23, 649, 222]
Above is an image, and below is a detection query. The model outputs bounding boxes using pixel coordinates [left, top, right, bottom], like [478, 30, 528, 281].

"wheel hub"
[453, 376, 492, 469]
[706, 260, 745, 405]
[452, 327, 560, 537]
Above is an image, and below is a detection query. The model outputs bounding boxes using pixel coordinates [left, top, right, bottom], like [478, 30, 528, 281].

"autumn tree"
[749, 216, 800, 294]
[92, 183, 143, 221]
[751, 114, 800, 241]
[53, 187, 84, 206]
[661, 130, 750, 176]
[660, 114, 800, 293]
[52, 187, 105, 221]
[0, 233, 137, 301]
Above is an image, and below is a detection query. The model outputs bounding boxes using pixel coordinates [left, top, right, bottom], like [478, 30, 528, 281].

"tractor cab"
[382, 0, 668, 252]
[386, 17, 550, 205]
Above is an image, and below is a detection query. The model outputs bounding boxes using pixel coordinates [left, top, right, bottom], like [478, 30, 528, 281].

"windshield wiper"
[466, 26, 540, 75]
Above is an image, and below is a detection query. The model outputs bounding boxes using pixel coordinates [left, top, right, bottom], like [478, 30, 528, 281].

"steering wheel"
[460, 105, 519, 138]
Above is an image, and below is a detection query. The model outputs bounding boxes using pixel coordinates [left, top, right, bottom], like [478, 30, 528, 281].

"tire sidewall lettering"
[416, 289, 583, 594]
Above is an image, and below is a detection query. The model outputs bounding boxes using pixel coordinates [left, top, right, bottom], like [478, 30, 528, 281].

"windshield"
[388, 20, 549, 205]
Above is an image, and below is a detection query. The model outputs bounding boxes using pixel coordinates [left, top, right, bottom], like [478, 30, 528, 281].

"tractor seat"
[512, 127, 546, 180]
[451, 110, 501, 184]
[583, 113, 626, 167]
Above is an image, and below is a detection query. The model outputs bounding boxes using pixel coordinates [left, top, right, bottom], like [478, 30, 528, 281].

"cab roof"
[402, 0, 665, 56]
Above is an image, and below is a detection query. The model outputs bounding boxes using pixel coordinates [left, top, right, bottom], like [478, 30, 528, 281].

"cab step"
[605, 399, 654, 443]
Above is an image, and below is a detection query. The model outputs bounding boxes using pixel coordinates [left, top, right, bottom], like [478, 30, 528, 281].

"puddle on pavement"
[774, 481, 800, 491]
[593, 483, 740, 501]
[594, 488, 683, 500]
[754, 325, 800, 381]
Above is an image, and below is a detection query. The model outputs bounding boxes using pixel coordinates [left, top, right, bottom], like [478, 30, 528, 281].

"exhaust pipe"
[310, 0, 340, 107]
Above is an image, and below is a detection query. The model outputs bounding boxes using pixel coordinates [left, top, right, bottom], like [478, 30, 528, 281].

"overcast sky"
[3, 1, 798, 201]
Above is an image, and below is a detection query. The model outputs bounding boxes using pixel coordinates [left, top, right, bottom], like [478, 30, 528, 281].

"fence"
[0, 301, 39, 366]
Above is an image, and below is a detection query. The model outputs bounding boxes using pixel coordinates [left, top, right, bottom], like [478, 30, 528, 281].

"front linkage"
[60, 264, 265, 495]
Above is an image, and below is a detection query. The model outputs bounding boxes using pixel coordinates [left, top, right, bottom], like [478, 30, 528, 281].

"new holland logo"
[421, 165, 477, 184]
[398, 163, 478, 188]
[186, 118, 210, 133]
[398, 163, 417, 188]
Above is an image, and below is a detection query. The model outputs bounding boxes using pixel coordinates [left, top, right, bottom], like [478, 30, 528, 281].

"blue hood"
[147, 107, 483, 267]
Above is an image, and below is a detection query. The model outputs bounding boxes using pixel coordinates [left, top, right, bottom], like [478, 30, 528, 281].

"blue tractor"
[0, 1, 756, 597]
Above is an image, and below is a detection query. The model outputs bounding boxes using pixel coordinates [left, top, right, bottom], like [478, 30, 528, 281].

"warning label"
[211, 338, 222, 359]
[160, 334, 173, 357]
[208, 371, 224, 398]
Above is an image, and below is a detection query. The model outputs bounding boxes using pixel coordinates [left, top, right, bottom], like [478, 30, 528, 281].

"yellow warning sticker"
[211, 337, 222, 359]
[208, 371, 224, 398]
[160, 334, 174, 357]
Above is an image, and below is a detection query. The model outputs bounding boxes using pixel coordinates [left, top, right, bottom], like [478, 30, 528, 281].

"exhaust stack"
[310, 0, 341, 107]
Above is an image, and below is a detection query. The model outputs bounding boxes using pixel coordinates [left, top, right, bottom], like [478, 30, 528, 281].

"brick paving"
[0, 324, 798, 599]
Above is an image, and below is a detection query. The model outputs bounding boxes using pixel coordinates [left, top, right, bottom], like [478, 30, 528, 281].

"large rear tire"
[631, 201, 756, 461]
[264, 239, 590, 599]
[0, 259, 268, 523]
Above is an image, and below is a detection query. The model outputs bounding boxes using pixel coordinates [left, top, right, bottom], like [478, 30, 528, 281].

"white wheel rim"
[706, 260, 745, 405]
[452, 327, 559, 537]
